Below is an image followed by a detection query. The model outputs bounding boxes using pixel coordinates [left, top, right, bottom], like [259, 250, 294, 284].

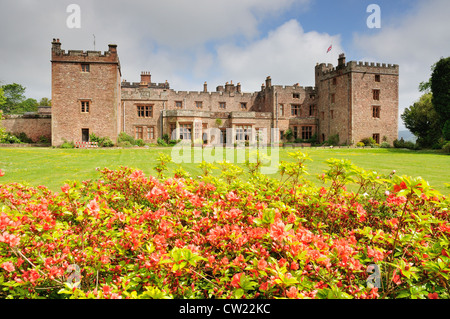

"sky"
[1, 0, 449, 131]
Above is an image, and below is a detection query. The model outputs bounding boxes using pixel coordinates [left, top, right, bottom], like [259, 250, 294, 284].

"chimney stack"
[108, 44, 117, 54]
[338, 53, 346, 67]
[265, 76, 271, 88]
[236, 82, 241, 93]
[203, 81, 208, 92]
[52, 38, 62, 55]
[140, 71, 151, 87]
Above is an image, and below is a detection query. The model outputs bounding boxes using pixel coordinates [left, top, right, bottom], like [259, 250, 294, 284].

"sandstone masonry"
[50, 40, 399, 147]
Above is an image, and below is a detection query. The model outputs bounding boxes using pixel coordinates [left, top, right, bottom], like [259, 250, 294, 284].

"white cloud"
[214, 19, 343, 92]
[353, 0, 450, 129]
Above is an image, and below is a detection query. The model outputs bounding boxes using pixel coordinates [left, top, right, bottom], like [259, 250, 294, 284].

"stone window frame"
[373, 89, 380, 101]
[147, 126, 155, 140]
[293, 93, 300, 99]
[375, 74, 381, 82]
[279, 104, 284, 117]
[137, 105, 153, 118]
[291, 104, 301, 116]
[332, 77, 337, 85]
[235, 125, 252, 142]
[301, 126, 313, 140]
[331, 93, 336, 104]
[240, 102, 248, 110]
[81, 63, 90, 72]
[372, 105, 381, 118]
[175, 101, 183, 108]
[179, 123, 192, 140]
[195, 101, 203, 109]
[80, 100, 90, 113]
[219, 102, 226, 109]
[135, 126, 144, 140]
[330, 110, 334, 119]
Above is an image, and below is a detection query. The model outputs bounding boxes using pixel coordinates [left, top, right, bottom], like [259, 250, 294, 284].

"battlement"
[121, 81, 170, 89]
[51, 38, 119, 63]
[318, 54, 399, 78]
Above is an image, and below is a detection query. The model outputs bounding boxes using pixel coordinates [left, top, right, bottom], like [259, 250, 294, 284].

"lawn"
[0, 146, 449, 194]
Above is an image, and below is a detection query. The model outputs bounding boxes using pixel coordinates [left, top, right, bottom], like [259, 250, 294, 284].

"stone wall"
[2, 114, 51, 142]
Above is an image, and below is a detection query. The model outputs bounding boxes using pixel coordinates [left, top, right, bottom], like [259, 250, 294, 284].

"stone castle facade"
[50, 38, 399, 147]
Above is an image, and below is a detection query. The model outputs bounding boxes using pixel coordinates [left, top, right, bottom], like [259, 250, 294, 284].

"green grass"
[0, 147, 449, 195]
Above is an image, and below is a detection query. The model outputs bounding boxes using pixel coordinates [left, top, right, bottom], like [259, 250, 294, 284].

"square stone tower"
[51, 38, 121, 146]
[315, 54, 399, 145]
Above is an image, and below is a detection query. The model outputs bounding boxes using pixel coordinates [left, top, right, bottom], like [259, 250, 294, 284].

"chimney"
[140, 71, 151, 87]
[236, 82, 241, 93]
[52, 38, 61, 55]
[338, 53, 346, 67]
[108, 44, 117, 54]
[265, 76, 271, 88]
[203, 81, 207, 92]
[261, 83, 265, 91]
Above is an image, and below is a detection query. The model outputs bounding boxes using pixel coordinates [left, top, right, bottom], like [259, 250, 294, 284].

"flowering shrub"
[0, 151, 449, 299]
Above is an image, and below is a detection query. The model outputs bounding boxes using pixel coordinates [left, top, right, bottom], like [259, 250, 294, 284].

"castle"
[49, 38, 399, 147]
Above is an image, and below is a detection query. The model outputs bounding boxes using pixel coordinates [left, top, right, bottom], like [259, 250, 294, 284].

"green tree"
[401, 93, 441, 147]
[430, 56, 450, 138]
[1, 83, 26, 114]
[0, 87, 6, 107]
[17, 98, 38, 113]
[39, 97, 52, 106]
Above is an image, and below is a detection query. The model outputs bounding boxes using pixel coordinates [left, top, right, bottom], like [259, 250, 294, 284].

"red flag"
[327, 45, 332, 53]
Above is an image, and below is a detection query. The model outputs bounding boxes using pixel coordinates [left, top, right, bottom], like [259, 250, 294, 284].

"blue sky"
[0, 0, 449, 130]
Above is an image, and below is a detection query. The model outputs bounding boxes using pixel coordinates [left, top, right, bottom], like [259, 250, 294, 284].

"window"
[279, 104, 284, 116]
[321, 112, 325, 120]
[219, 102, 226, 109]
[137, 105, 153, 118]
[179, 124, 192, 140]
[175, 101, 183, 108]
[309, 104, 316, 117]
[147, 126, 154, 140]
[235, 125, 251, 141]
[81, 64, 90, 72]
[332, 78, 337, 85]
[373, 133, 380, 144]
[240, 102, 247, 110]
[81, 101, 90, 113]
[373, 89, 380, 101]
[331, 93, 335, 103]
[293, 93, 300, 99]
[372, 105, 380, 118]
[280, 130, 284, 139]
[302, 126, 313, 140]
[291, 104, 301, 116]
[293, 126, 298, 139]
[330, 110, 334, 119]
[196, 101, 203, 109]
[375, 74, 381, 82]
[135, 126, 143, 140]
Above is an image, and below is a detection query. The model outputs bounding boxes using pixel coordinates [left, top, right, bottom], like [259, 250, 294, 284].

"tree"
[39, 97, 52, 106]
[17, 98, 38, 114]
[430, 56, 450, 137]
[1, 83, 26, 114]
[401, 93, 441, 148]
[0, 87, 6, 107]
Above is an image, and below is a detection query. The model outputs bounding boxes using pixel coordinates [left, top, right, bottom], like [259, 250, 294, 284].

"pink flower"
[87, 199, 100, 213]
[0, 169, 4, 177]
[286, 286, 298, 298]
[129, 170, 145, 181]
[1, 261, 15, 272]
[0, 232, 20, 247]
[270, 220, 286, 242]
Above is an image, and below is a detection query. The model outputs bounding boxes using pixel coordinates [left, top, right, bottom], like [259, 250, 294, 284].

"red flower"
[259, 282, 268, 291]
[286, 286, 298, 299]
[257, 258, 268, 271]
[1, 261, 15, 272]
[270, 220, 286, 242]
[61, 184, 70, 193]
[231, 273, 243, 288]
[428, 292, 439, 299]
[393, 181, 407, 193]
[0, 169, 4, 177]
